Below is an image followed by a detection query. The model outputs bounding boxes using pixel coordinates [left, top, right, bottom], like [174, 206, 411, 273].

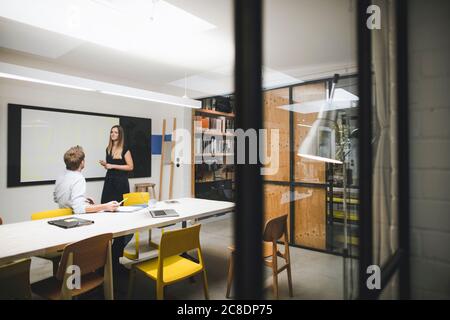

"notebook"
[148, 209, 179, 218]
[48, 217, 94, 229]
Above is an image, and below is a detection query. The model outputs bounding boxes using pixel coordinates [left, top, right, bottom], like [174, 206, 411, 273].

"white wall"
[0, 77, 192, 224]
[408, 0, 450, 299]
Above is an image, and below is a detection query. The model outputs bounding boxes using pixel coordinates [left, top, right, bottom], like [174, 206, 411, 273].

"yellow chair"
[122, 192, 158, 261]
[0, 258, 32, 299]
[128, 224, 209, 300]
[31, 208, 72, 221]
[31, 208, 73, 275]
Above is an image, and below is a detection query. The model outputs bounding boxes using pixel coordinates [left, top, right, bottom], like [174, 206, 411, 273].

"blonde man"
[54, 146, 119, 213]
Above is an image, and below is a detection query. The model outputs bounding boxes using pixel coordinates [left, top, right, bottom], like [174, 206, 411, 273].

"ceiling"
[0, 0, 357, 98]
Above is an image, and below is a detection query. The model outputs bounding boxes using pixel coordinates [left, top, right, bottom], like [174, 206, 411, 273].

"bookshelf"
[192, 95, 235, 202]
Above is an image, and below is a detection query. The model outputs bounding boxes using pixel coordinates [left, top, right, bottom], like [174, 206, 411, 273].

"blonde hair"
[64, 146, 85, 170]
[107, 125, 124, 159]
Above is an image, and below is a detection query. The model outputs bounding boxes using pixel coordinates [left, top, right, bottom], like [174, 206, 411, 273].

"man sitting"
[54, 145, 119, 213]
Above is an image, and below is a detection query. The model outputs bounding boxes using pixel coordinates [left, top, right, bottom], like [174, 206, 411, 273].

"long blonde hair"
[107, 125, 124, 159]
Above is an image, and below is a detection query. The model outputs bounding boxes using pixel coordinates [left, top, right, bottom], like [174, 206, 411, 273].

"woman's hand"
[99, 160, 114, 170]
[99, 160, 106, 168]
[105, 163, 114, 170]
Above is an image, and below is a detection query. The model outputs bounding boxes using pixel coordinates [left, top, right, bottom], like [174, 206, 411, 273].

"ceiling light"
[0, 72, 95, 92]
[169, 66, 302, 97]
[0, 62, 201, 108]
[0, 0, 222, 69]
[278, 88, 359, 114]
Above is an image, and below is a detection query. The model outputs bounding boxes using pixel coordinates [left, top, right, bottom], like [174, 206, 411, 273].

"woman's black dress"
[101, 147, 130, 203]
[101, 146, 132, 279]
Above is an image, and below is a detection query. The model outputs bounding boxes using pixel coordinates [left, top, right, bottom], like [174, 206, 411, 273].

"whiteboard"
[20, 109, 119, 182]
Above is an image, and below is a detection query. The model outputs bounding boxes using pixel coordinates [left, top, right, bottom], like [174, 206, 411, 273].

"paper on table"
[115, 206, 143, 213]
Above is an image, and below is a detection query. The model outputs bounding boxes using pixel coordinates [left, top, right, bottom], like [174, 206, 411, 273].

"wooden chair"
[0, 258, 32, 299]
[31, 208, 73, 275]
[31, 233, 114, 300]
[226, 214, 293, 299]
[128, 224, 208, 300]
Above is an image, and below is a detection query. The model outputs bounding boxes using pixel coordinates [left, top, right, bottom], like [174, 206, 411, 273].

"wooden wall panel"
[293, 83, 327, 183]
[294, 186, 326, 249]
[263, 184, 290, 238]
[263, 88, 290, 182]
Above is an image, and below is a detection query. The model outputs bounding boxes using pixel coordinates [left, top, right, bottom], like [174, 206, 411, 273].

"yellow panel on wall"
[263, 88, 290, 182]
[264, 184, 290, 239]
[294, 186, 326, 250]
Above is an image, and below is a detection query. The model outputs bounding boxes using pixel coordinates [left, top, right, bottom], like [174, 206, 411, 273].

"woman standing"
[100, 125, 134, 203]
[100, 125, 134, 281]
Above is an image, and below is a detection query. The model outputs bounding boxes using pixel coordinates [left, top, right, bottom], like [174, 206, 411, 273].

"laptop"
[48, 217, 94, 229]
[148, 209, 179, 218]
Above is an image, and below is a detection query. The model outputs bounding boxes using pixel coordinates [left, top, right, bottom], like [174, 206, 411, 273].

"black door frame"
[356, 0, 410, 299]
[234, 0, 264, 299]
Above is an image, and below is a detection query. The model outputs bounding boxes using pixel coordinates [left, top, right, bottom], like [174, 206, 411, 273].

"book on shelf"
[194, 115, 235, 135]
[199, 136, 234, 156]
[201, 118, 209, 129]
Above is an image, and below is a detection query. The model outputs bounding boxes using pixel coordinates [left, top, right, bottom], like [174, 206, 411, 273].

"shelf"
[332, 210, 359, 221]
[196, 179, 233, 184]
[195, 109, 235, 118]
[334, 234, 359, 246]
[328, 197, 360, 205]
[196, 153, 234, 157]
[195, 129, 234, 137]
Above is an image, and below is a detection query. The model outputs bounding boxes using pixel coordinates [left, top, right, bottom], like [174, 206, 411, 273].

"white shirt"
[53, 170, 87, 214]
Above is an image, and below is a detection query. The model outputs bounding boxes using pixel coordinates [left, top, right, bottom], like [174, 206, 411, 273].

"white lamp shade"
[297, 117, 343, 164]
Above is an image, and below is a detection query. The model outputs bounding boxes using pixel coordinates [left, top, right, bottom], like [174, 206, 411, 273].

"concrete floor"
[30, 214, 343, 300]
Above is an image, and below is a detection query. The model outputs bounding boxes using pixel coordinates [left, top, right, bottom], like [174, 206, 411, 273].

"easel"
[158, 118, 177, 200]
[135, 118, 176, 252]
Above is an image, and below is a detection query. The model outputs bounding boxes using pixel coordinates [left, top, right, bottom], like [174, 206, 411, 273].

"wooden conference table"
[0, 198, 235, 265]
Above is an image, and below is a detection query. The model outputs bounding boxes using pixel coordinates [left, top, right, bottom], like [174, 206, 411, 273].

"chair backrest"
[263, 214, 288, 242]
[123, 192, 150, 206]
[159, 224, 201, 260]
[0, 258, 31, 299]
[56, 233, 113, 280]
[31, 208, 73, 220]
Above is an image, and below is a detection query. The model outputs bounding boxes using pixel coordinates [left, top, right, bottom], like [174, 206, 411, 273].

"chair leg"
[272, 242, 279, 299]
[284, 233, 293, 297]
[287, 262, 293, 298]
[202, 270, 210, 300]
[156, 283, 164, 300]
[104, 240, 114, 300]
[127, 268, 135, 300]
[226, 250, 234, 298]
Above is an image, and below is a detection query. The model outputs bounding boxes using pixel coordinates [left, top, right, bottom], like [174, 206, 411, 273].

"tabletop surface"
[0, 198, 234, 265]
